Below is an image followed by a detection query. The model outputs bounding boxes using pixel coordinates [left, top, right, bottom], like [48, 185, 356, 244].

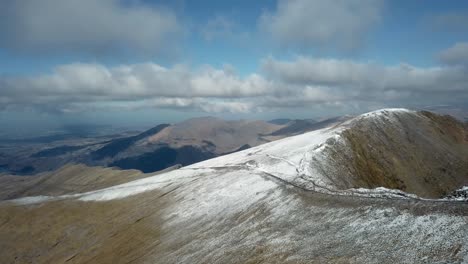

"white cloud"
[151, 98, 254, 113]
[0, 62, 270, 113]
[262, 56, 468, 93]
[438, 42, 468, 65]
[0, 0, 182, 54]
[1, 54, 467, 114]
[259, 0, 383, 50]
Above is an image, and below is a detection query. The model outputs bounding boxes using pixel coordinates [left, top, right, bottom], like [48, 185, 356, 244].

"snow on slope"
[4, 111, 349, 205]
[187, 108, 429, 198]
[6, 108, 450, 206]
[444, 186, 468, 201]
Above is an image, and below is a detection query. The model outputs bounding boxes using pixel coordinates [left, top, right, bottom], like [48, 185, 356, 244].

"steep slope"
[315, 110, 468, 198]
[1, 109, 468, 263]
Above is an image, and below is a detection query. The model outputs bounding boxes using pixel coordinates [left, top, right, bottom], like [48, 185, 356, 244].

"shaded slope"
[110, 146, 214, 173]
[91, 124, 170, 159]
[267, 118, 292, 125]
[31, 145, 86, 158]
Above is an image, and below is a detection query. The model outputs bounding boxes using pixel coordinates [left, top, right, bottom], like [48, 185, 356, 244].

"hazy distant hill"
[269, 116, 351, 136]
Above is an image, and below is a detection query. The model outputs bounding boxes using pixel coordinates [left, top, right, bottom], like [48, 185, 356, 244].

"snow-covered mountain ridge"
[1, 109, 468, 263]
[9, 108, 468, 204]
[189, 108, 468, 199]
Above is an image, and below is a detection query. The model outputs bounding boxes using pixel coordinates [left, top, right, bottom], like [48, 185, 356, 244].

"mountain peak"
[357, 108, 414, 120]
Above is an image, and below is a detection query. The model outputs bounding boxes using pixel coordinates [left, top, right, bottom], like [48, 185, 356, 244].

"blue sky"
[2, 0, 467, 73]
[0, 0, 467, 133]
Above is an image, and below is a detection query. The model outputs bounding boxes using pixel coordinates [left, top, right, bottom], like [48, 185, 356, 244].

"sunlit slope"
[191, 109, 468, 198]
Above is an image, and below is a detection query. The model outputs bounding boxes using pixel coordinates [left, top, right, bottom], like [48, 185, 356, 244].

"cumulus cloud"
[0, 62, 270, 113]
[262, 57, 468, 92]
[259, 0, 383, 50]
[438, 42, 468, 66]
[1, 54, 467, 114]
[0, 0, 182, 55]
[147, 98, 255, 113]
[261, 56, 468, 107]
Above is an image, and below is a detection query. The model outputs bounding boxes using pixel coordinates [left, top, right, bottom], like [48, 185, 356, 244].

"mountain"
[91, 117, 285, 172]
[0, 118, 286, 175]
[267, 118, 293, 125]
[1, 109, 467, 263]
[90, 124, 171, 160]
[141, 117, 282, 153]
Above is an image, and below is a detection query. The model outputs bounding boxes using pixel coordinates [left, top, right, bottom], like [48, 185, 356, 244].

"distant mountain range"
[1, 108, 464, 177]
[0, 116, 348, 175]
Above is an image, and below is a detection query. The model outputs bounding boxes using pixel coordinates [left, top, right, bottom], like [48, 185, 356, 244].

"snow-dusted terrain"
[1, 108, 467, 263]
[10, 108, 464, 204]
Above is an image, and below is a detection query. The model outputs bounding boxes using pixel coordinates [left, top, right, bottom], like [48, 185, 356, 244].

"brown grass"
[0, 189, 170, 264]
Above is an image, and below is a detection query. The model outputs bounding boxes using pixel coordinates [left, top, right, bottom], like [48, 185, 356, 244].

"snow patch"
[359, 108, 414, 119]
[10, 195, 53, 205]
[78, 167, 215, 202]
[345, 187, 420, 199]
[444, 186, 468, 201]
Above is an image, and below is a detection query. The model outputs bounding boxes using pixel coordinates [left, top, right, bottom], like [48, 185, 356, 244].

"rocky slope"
[0, 109, 467, 263]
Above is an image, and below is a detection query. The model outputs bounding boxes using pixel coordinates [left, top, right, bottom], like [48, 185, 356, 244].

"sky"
[0, 0, 468, 133]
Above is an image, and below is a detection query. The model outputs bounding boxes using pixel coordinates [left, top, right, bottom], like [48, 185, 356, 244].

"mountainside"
[143, 117, 283, 153]
[94, 117, 284, 172]
[1, 109, 468, 263]
[0, 164, 159, 200]
[316, 110, 468, 198]
[188, 109, 468, 199]
[0, 118, 286, 175]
